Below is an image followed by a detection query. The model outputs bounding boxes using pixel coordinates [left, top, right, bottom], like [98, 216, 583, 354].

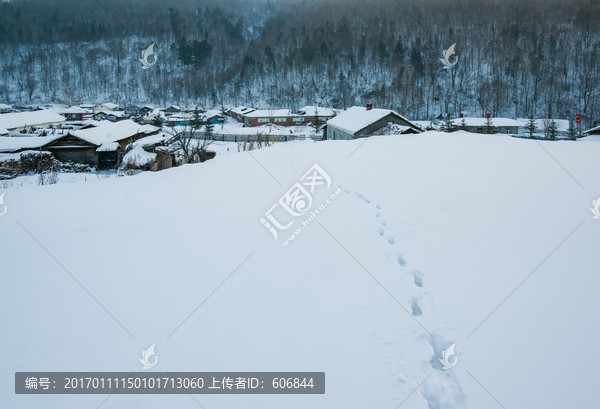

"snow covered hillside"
[1, 131, 599, 408]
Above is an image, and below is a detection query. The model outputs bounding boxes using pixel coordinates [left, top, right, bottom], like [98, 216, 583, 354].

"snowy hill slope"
[1, 131, 599, 408]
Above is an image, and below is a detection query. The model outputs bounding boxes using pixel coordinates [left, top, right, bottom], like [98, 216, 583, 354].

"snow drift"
[1, 131, 599, 409]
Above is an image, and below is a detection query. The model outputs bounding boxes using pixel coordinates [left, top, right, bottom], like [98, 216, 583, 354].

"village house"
[162, 105, 182, 115]
[326, 105, 423, 140]
[142, 109, 166, 125]
[583, 125, 600, 136]
[60, 106, 88, 121]
[517, 118, 571, 137]
[0, 110, 66, 136]
[41, 120, 159, 169]
[0, 103, 12, 113]
[138, 105, 155, 116]
[297, 106, 338, 125]
[244, 109, 304, 127]
[79, 103, 95, 111]
[165, 112, 193, 127]
[94, 102, 121, 112]
[230, 106, 256, 123]
[451, 115, 522, 135]
[92, 110, 128, 122]
[203, 109, 225, 124]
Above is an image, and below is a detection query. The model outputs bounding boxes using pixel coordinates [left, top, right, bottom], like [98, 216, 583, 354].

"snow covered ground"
[1, 131, 599, 409]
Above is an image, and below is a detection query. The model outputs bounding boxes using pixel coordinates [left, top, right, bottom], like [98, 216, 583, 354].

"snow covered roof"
[122, 145, 156, 168]
[61, 106, 87, 114]
[94, 110, 127, 117]
[583, 125, 600, 134]
[0, 135, 60, 153]
[204, 109, 224, 118]
[327, 106, 422, 134]
[145, 108, 165, 118]
[0, 103, 11, 110]
[0, 110, 66, 130]
[71, 120, 158, 146]
[167, 112, 194, 120]
[96, 142, 120, 152]
[0, 128, 8, 136]
[297, 106, 337, 117]
[131, 133, 171, 149]
[97, 102, 119, 109]
[451, 117, 522, 127]
[245, 109, 293, 118]
[231, 106, 255, 115]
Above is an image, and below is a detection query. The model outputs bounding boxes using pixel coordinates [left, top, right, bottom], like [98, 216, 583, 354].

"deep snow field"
[1, 131, 599, 409]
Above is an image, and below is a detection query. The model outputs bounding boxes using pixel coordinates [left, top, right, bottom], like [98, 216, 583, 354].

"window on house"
[293, 117, 304, 122]
[258, 118, 269, 123]
[274, 118, 286, 123]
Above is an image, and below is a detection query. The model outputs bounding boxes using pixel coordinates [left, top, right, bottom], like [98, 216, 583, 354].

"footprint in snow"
[396, 254, 407, 267]
[411, 297, 423, 316]
[411, 270, 424, 288]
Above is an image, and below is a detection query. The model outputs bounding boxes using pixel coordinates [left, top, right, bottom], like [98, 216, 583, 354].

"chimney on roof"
[459, 112, 463, 118]
[366, 104, 373, 111]
[486, 113, 491, 119]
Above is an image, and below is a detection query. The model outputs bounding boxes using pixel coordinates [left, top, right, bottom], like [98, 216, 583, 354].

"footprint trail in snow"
[343, 187, 466, 409]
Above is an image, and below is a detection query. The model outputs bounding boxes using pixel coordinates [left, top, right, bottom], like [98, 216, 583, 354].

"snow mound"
[122, 145, 156, 168]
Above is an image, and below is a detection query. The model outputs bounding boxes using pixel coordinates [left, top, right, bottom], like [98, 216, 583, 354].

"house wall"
[7, 120, 66, 136]
[231, 112, 245, 122]
[49, 148, 99, 166]
[303, 115, 334, 125]
[466, 125, 519, 134]
[327, 125, 354, 140]
[246, 116, 305, 127]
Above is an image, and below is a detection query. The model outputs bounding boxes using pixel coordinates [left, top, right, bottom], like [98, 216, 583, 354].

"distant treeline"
[1, 0, 599, 126]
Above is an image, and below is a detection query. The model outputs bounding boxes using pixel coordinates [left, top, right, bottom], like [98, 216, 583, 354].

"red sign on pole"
[576, 112, 582, 124]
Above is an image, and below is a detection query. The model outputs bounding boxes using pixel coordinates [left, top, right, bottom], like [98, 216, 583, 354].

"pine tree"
[204, 121, 214, 140]
[485, 117, 494, 134]
[442, 114, 454, 132]
[312, 106, 321, 137]
[547, 119, 558, 141]
[526, 116, 537, 139]
[220, 104, 227, 130]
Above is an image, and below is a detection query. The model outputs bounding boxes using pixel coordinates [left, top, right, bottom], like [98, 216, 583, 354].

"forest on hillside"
[1, 0, 599, 126]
